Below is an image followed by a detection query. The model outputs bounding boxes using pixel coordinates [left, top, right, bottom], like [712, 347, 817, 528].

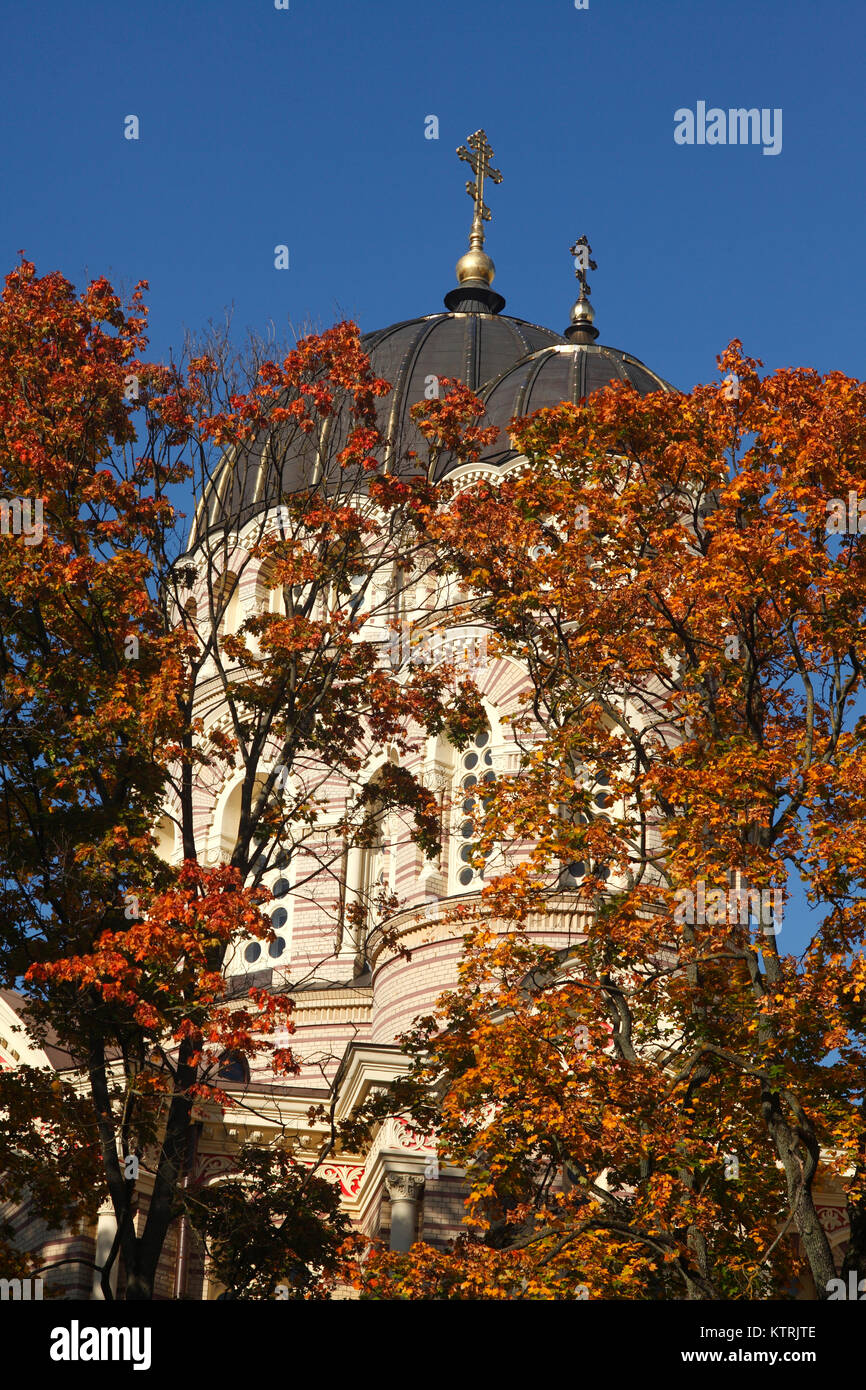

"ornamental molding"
[332, 1042, 411, 1124]
[287, 999, 373, 1026]
[815, 1197, 850, 1245]
[387, 1116, 436, 1155]
[446, 460, 529, 495]
[191, 1152, 238, 1187]
[317, 1163, 366, 1199]
[385, 1173, 425, 1203]
[366, 895, 591, 968]
[289, 987, 373, 1012]
[362, 1115, 437, 1162]
[192, 1143, 365, 1202]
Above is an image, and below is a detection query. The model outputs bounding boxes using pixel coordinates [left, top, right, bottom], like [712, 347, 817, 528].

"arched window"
[214, 570, 241, 634]
[362, 805, 394, 909]
[171, 593, 198, 629]
[351, 793, 392, 919]
[339, 773, 399, 966]
[211, 773, 289, 867]
[154, 813, 178, 863]
[217, 1051, 250, 1084]
[255, 558, 284, 616]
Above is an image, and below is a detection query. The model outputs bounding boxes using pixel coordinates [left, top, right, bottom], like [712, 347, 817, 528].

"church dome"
[192, 128, 570, 539]
[191, 176, 675, 537]
[478, 340, 674, 466]
[194, 289, 564, 536]
[362, 301, 564, 469]
[477, 239, 675, 467]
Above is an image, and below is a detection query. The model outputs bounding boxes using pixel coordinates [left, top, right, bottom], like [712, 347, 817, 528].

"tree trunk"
[762, 1087, 836, 1297]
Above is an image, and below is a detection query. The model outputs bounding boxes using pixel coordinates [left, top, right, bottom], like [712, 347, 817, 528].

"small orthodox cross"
[570, 235, 598, 298]
[457, 129, 502, 233]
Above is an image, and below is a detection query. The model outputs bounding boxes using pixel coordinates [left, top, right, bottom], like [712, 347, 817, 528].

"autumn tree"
[182, 1143, 355, 1300]
[357, 343, 866, 1300]
[0, 259, 485, 1298]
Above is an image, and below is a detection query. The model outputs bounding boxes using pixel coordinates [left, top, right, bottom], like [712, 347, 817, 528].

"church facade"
[173, 131, 679, 1290]
[1, 133, 851, 1298]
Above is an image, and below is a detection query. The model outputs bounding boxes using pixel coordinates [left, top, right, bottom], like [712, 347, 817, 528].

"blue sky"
[1, 0, 863, 393]
[1, 0, 861, 955]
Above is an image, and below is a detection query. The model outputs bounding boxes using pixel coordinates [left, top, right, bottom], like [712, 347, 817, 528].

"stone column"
[91, 1202, 119, 1299]
[385, 1173, 424, 1252]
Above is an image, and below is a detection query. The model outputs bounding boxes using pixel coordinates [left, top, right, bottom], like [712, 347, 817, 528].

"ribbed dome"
[194, 306, 565, 536]
[363, 310, 564, 465]
[478, 340, 676, 466]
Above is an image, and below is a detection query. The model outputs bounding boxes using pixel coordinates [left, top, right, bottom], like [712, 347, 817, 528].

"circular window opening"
[463, 752, 478, 770]
[458, 867, 474, 886]
[272, 878, 290, 898]
[244, 942, 262, 965]
[271, 907, 289, 931]
[475, 731, 489, 749]
[268, 936, 286, 959]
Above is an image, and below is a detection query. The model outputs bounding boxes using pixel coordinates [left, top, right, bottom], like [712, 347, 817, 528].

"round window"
[458, 867, 474, 887]
[271, 907, 289, 931]
[475, 731, 489, 749]
[244, 942, 261, 965]
[268, 936, 286, 959]
[272, 877, 290, 898]
[463, 752, 478, 770]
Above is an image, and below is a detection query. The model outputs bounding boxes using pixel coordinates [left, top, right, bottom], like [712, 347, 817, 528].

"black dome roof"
[478, 339, 676, 467]
[362, 309, 564, 455]
[194, 300, 565, 537]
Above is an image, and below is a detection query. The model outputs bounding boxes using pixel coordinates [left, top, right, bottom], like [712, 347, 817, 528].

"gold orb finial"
[570, 292, 594, 325]
[456, 246, 496, 287]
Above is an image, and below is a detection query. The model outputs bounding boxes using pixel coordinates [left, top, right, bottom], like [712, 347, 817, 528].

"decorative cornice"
[331, 1041, 410, 1123]
[366, 895, 592, 970]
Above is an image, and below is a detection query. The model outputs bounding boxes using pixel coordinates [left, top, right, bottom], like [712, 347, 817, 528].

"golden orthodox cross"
[456, 130, 502, 243]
